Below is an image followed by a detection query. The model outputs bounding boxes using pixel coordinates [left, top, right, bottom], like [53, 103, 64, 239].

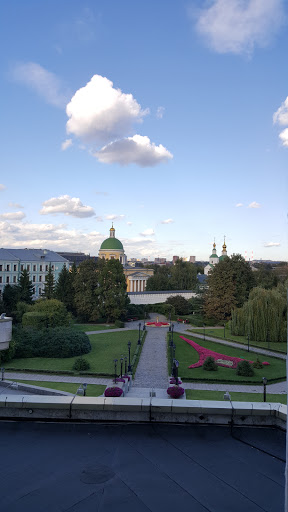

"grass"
[185, 389, 287, 404]
[7, 330, 140, 376]
[188, 326, 287, 354]
[72, 323, 116, 332]
[168, 332, 286, 384]
[12, 380, 106, 397]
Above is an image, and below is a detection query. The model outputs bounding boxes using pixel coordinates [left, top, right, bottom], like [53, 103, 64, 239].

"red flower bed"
[104, 387, 123, 397]
[167, 386, 185, 398]
[179, 336, 265, 369]
[146, 321, 170, 327]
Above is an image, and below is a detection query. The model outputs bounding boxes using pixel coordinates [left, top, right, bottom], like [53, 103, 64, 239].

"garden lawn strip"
[8, 330, 139, 375]
[12, 380, 106, 397]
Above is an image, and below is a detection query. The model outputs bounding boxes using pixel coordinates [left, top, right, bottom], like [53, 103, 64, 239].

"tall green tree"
[145, 265, 171, 291]
[73, 259, 101, 321]
[170, 259, 197, 290]
[2, 284, 20, 315]
[18, 269, 33, 304]
[203, 254, 255, 321]
[98, 259, 129, 322]
[42, 264, 55, 299]
[55, 264, 75, 313]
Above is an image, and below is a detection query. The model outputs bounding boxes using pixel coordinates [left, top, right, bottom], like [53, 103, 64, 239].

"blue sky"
[0, 0, 287, 261]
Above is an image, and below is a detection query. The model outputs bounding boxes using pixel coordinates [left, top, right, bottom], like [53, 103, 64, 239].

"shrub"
[252, 358, 263, 369]
[22, 312, 49, 329]
[13, 326, 91, 358]
[114, 320, 124, 328]
[104, 386, 123, 397]
[167, 386, 185, 398]
[73, 357, 90, 371]
[203, 356, 218, 372]
[236, 360, 254, 377]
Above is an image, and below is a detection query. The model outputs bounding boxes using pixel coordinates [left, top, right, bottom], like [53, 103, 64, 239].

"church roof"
[100, 237, 123, 250]
[209, 254, 218, 258]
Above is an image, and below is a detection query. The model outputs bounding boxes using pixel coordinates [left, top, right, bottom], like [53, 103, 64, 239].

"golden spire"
[222, 235, 227, 251]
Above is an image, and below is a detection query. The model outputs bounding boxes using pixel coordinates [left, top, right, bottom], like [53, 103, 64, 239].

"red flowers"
[104, 387, 123, 397]
[167, 386, 185, 398]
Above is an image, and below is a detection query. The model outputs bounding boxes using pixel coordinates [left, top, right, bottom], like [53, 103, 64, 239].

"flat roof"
[0, 422, 284, 511]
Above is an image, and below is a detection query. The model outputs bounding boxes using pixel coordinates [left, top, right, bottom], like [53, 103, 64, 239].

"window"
[13, 264, 17, 271]
[33, 265, 36, 271]
[38, 287, 41, 295]
[33, 276, 36, 282]
[27, 265, 30, 271]
[13, 276, 16, 283]
[39, 276, 42, 282]
[51, 265, 54, 271]
[0, 277, 2, 283]
[21, 265, 24, 271]
[39, 265, 42, 271]
[6, 276, 9, 283]
[32, 287, 35, 294]
[0, 265, 2, 271]
[45, 265, 49, 271]
[6, 264, 10, 271]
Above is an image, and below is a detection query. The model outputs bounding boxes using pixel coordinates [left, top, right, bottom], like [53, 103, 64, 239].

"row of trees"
[145, 259, 199, 291]
[0, 258, 129, 323]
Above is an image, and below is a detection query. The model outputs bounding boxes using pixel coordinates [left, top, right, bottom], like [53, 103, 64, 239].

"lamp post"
[171, 323, 174, 345]
[174, 359, 179, 386]
[114, 358, 118, 384]
[138, 322, 141, 345]
[127, 342, 132, 372]
[1, 367, 5, 381]
[203, 323, 206, 341]
[262, 377, 267, 402]
[83, 383, 87, 396]
[124, 356, 127, 375]
[223, 323, 226, 339]
[120, 356, 123, 378]
[247, 333, 250, 352]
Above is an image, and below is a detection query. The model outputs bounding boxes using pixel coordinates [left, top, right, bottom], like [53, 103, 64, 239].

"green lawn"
[188, 327, 287, 353]
[72, 323, 116, 332]
[169, 333, 286, 384]
[185, 389, 287, 404]
[12, 380, 106, 397]
[7, 330, 139, 376]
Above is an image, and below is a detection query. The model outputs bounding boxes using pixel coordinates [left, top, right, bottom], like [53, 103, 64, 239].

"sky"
[0, 0, 287, 262]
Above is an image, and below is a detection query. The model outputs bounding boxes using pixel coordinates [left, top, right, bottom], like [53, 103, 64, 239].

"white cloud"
[193, 0, 284, 55]
[248, 201, 261, 208]
[0, 184, 6, 191]
[8, 202, 24, 208]
[95, 134, 173, 167]
[273, 96, 288, 126]
[11, 62, 70, 107]
[264, 242, 280, 247]
[279, 128, 288, 147]
[61, 139, 73, 151]
[40, 195, 95, 218]
[66, 75, 148, 144]
[236, 203, 243, 207]
[156, 106, 165, 119]
[0, 212, 25, 221]
[140, 228, 155, 237]
[127, 222, 133, 226]
[105, 214, 125, 221]
[161, 219, 174, 224]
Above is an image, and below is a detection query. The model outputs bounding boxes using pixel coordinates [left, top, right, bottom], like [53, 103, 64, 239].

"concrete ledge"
[0, 396, 286, 429]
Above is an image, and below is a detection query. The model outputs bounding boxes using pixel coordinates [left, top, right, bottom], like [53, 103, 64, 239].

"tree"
[2, 284, 20, 316]
[145, 266, 171, 291]
[254, 264, 278, 289]
[170, 259, 197, 290]
[31, 298, 71, 327]
[98, 259, 129, 322]
[42, 264, 55, 299]
[55, 264, 75, 313]
[18, 269, 33, 304]
[166, 295, 191, 315]
[73, 259, 101, 321]
[203, 254, 255, 322]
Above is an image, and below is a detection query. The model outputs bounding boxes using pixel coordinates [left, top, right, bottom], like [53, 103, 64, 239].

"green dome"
[100, 237, 123, 250]
[210, 254, 218, 258]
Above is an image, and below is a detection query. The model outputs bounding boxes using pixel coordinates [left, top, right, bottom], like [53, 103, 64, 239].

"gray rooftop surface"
[0, 421, 285, 511]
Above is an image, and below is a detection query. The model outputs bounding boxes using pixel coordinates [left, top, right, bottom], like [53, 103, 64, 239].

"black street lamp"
[114, 359, 118, 384]
[223, 323, 226, 339]
[127, 342, 132, 372]
[262, 377, 267, 402]
[171, 323, 174, 344]
[174, 359, 179, 386]
[203, 323, 206, 341]
[1, 367, 5, 381]
[247, 333, 250, 352]
[124, 356, 127, 375]
[83, 383, 87, 396]
[138, 322, 141, 345]
[120, 357, 123, 378]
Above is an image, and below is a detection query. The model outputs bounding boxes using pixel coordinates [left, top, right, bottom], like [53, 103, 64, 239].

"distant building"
[204, 238, 228, 275]
[189, 256, 196, 263]
[173, 256, 179, 264]
[0, 248, 69, 299]
[98, 225, 154, 292]
[57, 252, 97, 267]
